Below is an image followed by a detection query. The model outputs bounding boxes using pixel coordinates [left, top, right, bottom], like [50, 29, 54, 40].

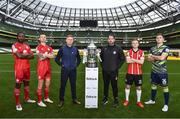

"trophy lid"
[88, 40, 96, 49]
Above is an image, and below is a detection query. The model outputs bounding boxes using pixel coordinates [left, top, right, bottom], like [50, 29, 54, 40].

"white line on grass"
[0, 70, 179, 75]
[0, 63, 13, 64]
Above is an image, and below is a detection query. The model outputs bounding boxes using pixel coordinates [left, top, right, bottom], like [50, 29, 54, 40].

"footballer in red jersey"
[12, 32, 36, 111]
[36, 34, 54, 107]
[123, 39, 145, 108]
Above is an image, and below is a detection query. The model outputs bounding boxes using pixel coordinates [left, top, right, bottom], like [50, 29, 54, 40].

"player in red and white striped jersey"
[123, 39, 145, 108]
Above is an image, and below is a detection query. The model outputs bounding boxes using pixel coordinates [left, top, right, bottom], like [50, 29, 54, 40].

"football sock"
[125, 88, 130, 101]
[24, 86, 29, 101]
[44, 87, 49, 99]
[136, 89, 142, 102]
[164, 92, 169, 105]
[163, 87, 169, 105]
[14, 88, 20, 105]
[37, 88, 42, 103]
[151, 89, 157, 101]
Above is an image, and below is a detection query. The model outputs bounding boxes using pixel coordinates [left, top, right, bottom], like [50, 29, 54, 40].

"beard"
[17, 39, 24, 43]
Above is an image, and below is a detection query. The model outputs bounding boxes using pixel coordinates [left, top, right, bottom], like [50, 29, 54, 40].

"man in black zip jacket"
[100, 34, 125, 107]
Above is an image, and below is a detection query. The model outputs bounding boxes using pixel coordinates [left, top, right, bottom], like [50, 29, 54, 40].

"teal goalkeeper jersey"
[149, 45, 170, 74]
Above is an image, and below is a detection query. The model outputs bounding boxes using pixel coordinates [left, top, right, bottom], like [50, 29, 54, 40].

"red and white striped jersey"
[126, 49, 144, 75]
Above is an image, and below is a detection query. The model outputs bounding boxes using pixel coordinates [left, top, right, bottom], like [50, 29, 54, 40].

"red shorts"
[15, 68, 30, 83]
[37, 67, 51, 80]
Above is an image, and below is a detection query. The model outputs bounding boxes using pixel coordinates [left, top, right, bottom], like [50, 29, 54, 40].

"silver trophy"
[83, 40, 102, 68]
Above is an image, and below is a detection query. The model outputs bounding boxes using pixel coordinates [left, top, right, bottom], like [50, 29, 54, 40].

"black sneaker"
[58, 101, 64, 108]
[102, 97, 108, 105]
[73, 99, 81, 105]
[113, 99, 119, 108]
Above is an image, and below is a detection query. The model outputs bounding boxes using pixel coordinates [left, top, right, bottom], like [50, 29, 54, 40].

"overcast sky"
[41, 0, 135, 8]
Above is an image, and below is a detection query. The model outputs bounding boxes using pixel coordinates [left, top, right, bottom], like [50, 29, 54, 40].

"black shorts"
[125, 73, 143, 86]
[151, 72, 168, 87]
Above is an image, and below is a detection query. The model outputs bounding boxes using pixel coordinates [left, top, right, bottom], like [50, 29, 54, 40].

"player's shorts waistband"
[151, 71, 168, 75]
[127, 73, 143, 76]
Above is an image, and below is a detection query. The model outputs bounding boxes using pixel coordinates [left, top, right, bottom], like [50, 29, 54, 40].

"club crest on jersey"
[113, 51, 116, 54]
[165, 48, 169, 52]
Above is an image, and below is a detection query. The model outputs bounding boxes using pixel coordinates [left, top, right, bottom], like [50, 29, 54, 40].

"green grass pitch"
[0, 54, 179, 118]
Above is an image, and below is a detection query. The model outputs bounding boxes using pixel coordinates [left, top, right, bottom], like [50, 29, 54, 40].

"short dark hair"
[108, 34, 115, 39]
[66, 34, 74, 39]
[156, 33, 164, 38]
[39, 32, 46, 35]
[17, 32, 25, 36]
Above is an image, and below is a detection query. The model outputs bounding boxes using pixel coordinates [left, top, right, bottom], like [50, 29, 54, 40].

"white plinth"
[85, 67, 98, 108]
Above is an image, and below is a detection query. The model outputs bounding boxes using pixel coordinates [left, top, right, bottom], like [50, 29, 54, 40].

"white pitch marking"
[0, 70, 179, 75]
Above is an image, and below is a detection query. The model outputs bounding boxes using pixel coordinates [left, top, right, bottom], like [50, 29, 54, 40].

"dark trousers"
[59, 68, 77, 101]
[102, 70, 118, 100]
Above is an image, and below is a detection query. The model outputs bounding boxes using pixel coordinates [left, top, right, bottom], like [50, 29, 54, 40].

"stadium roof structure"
[0, 0, 180, 31]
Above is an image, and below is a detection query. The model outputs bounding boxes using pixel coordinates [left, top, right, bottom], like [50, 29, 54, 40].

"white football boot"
[44, 98, 53, 104]
[162, 105, 168, 112]
[26, 99, 36, 103]
[37, 101, 47, 107]
[144, 100, 156, 105]
[16, 104, 23, 111]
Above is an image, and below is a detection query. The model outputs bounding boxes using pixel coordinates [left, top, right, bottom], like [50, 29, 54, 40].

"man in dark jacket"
[55, 34, 81, 108]
[100, 34, 125, 107]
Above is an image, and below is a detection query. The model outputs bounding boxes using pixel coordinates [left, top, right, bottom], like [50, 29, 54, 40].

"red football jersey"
[36, 44, 53, 69]
[127, 49, 144, 75]
[12, 42, 32, 69]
